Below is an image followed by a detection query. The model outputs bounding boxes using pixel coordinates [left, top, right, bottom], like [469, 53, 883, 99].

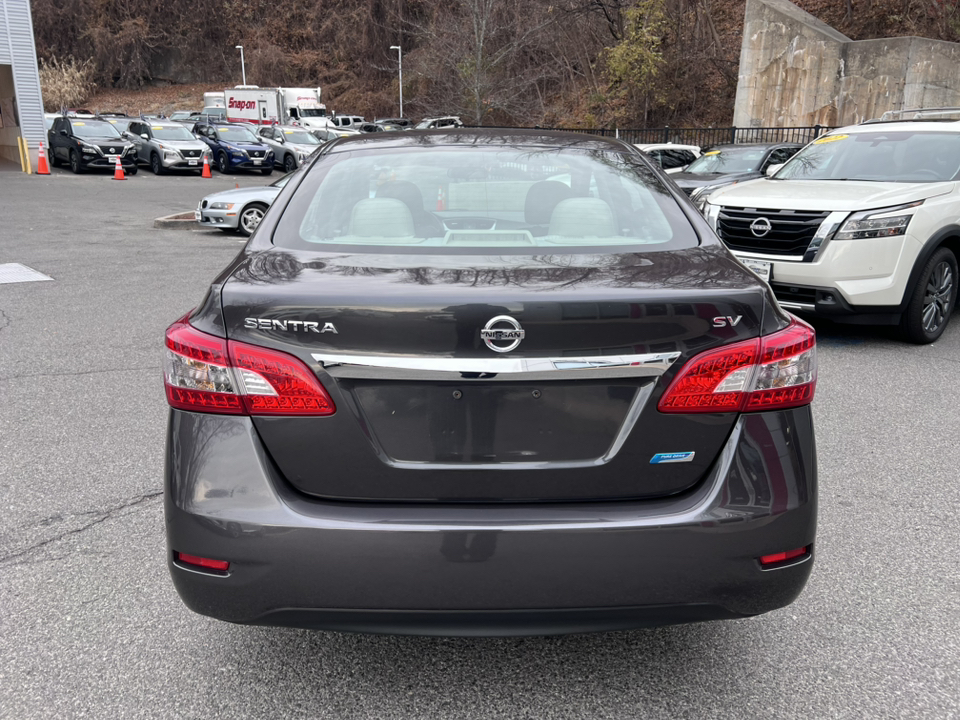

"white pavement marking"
[0, 263, 53, 284]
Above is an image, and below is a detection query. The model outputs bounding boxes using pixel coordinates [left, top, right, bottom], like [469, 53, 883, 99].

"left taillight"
[163, 317, 336, 416]
[658, 317, 816, 414]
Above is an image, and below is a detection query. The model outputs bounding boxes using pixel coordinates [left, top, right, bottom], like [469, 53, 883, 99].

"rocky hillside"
[36, 0, 960, 128]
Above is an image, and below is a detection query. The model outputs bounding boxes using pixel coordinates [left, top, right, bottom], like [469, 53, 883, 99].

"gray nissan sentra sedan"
[163, 129, 818, 636]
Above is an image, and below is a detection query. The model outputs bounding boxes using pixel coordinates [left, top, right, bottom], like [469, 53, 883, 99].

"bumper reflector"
[175, 552, 230, 573]
[759, 546, 810, 567]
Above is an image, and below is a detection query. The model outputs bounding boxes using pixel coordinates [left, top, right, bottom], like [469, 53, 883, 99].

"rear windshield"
[272, 145, 699, 253]
[776, 131, 960, 182]
[685, 147, 768, 174]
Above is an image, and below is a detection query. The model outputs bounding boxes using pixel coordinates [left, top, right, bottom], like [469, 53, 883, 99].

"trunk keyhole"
[452, 390, 463, 400]
[532, 389, 542, 399]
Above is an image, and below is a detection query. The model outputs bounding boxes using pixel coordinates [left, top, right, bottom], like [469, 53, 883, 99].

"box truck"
[223, 87, 331, 127]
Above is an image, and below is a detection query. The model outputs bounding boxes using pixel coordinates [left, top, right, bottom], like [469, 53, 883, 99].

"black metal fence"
[471, 125, 835, 147]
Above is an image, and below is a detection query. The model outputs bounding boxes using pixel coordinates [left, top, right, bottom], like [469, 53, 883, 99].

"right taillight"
[163, 317, 336, 416]
[658, 318, 816, 413]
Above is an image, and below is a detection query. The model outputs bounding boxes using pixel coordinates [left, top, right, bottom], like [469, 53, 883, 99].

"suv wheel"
[217, 151, 230, 174]
[260, 165, 274, 176]
[283, 154, 297, 173]
[50, 149, 61, 168]
[69, 149, 83, 174]
[238, 203, 267, 236]
[901, 247, 957, 344]
[151, 153, 165, 175]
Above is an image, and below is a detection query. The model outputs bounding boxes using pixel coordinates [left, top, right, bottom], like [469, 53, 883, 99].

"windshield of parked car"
[152, 125, 197, 141]
[281, 129, 321, 145]
[70, 121, 122, 139]
[685, 147, 769, 174]
[217, 126, 259, 143]
[274, 145, 699, 252]
[414, 120, 434, 129]
[300, 108, 326, 117]
[775, 131, 960, 183]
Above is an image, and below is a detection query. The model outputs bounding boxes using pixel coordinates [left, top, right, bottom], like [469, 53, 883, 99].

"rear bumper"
[165, 407, 817, 636]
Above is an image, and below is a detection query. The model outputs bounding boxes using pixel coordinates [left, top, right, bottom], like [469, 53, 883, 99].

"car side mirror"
[765, 163, 784, 177]
[59, 128, 68, 136]
[140, 133, 149, 140]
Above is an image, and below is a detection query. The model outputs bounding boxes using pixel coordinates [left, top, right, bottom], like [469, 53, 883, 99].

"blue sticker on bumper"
[650, 452, 696, 464]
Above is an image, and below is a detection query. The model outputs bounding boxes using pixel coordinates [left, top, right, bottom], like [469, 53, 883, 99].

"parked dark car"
[376, 117, 412, 131]
[673, 143, 803, 210]
[48, 116, 139, 174]
[191, 121, 274, 175]
[163, 129, 818, 636]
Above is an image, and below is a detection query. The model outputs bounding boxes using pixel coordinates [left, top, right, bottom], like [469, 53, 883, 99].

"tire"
[151, 153, 164, 175]
[900, 247, 957, 344]
[260, 166, 274, 176]
[283, 154, 297, 173]
[50, 149, 61, 168]
[237, 202, 267, 237]
[217, 151, 231, 174]
[128, 164, 138, 175]
[69, 150, 83, 174]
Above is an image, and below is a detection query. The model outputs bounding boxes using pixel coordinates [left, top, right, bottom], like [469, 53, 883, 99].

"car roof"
[704, 142, 802, 151]
[831, 120, 960, 135]
[636, 143, 700, 151]
[326, 128, 636, 153]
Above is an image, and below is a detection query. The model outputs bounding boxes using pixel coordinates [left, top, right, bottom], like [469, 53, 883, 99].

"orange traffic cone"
[201, 155, 212, 178]
[113, 155, 126, 181]
[36, 141, 51, 175]
[436, 187, 445, 211]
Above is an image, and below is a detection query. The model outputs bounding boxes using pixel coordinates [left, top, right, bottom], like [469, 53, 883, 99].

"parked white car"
[704, 117, 960, 342]
[635, 143, 701, 174]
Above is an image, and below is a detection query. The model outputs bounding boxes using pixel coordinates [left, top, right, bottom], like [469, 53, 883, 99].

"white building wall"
[1, 0, 45, 169]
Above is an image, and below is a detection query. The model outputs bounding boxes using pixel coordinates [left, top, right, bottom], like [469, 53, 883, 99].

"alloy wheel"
[239, 206, 265, 235]
[922, 260, 954, 333]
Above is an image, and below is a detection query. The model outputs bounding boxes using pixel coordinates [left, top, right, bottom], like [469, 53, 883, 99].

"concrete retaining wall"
[735, 0, 960, 128]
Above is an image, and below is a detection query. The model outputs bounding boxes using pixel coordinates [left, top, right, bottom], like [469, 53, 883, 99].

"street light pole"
[235, 45, 246, 86]
[390, 45, 403, 118]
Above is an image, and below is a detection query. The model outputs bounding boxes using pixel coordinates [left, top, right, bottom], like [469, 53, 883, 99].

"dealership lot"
[1, 170, 958, 718]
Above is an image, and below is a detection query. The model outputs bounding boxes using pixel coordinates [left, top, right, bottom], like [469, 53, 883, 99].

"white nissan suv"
[703, 116, 959, 343]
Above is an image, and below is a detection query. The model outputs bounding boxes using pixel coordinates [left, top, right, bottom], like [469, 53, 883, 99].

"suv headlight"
[834, 201, 922, 241]
[230, 149, 247, 158]
[80, 142, 100, 155]
[704, 202, 721, 231]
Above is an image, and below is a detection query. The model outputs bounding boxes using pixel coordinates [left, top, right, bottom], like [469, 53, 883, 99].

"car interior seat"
[348, 198, 416, 239]
[524, 180, 575, 234]
[376, 181, 445, 237]
[547, 198, 617, 239]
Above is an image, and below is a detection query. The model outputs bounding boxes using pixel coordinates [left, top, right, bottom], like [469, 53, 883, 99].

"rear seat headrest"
[548, 198, 617, 237]
[349, 198, 415, 237]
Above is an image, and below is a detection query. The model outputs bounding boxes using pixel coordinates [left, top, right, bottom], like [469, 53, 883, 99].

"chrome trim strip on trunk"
[311, 352, 682, 381]
[778, 301, 816, 311]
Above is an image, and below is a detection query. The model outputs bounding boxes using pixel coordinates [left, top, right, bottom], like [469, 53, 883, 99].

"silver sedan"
[195, 173, 292, 236]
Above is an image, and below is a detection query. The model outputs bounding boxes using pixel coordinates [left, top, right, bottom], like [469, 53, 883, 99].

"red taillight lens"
[658, 318, 817, 414]
[163, 318, 336, 416]
[230, 340, 336, 415]
[164, 320, 244, 414]
[175, 552, 230, 572]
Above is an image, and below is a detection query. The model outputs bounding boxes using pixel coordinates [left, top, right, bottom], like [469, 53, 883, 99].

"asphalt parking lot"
[1, 167, 959, 719]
